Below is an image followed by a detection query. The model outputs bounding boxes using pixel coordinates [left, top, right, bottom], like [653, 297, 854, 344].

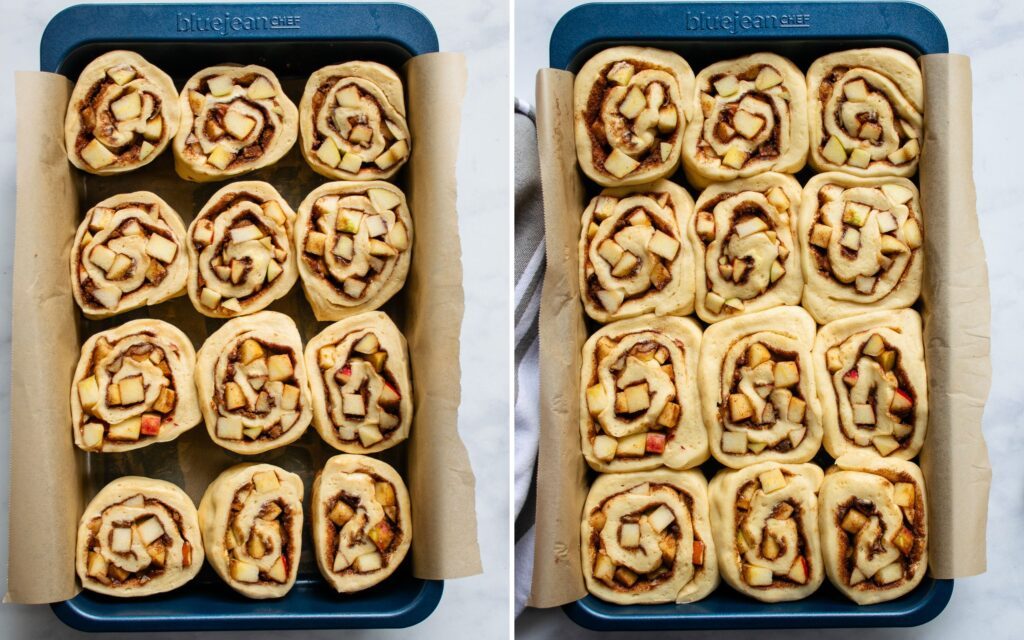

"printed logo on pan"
[686, 10, 811, 33]
[176, 12, 302, 36]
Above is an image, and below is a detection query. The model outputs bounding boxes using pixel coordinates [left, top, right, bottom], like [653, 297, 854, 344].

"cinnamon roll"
[195, 311, 313, 454]
[581, 469, 718, 604]
[295, 181, 412, 320]
[76, 477, 203, 597]
[186, 181, 298, 318]
[579, 179, 695, 323]
[682, 53, 808, 188]
[580, 315, 707, 472]
[814, 309, 927, 460]
[574, 47, 694, 186]
[819, 452, 928, 604]
[174, 65, 298, 182]
[689, 173, 803, 323]
[312, 454, 411, 593]
[699, 306, 823, 468]
[64, 51, 179, 174]
[709, 462, 824, 602]
[304, 312, 412, 453]
[798, 172, 924, 324]
[300, 62, 411, 181]
[198, 463, 303, 598]
[807, 48, 923, 177]
[72, 319, 201, 452]
[71, 192, 189, 319]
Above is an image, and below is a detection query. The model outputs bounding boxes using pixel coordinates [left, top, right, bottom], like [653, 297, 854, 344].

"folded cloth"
[514, 99, 542, 617]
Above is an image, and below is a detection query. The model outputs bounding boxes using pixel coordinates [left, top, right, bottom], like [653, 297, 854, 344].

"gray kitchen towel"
[514, 99, 542, 617]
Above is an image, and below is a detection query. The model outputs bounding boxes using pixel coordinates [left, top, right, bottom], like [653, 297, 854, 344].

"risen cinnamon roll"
[798, 172, 924, 324]
[580, 315, 707, 472]
[579, 179, 695, 322]
[174, 65, 297, 182]
[813, 309, 927, 460]
[683, 53, 808, 187]
[304, 312, 412, 453]
[76, 477, 203, 597]
[198, 463, 303, 598]
[689, 173, 803, 323]
[581, 469, 718, 604]
[807, 48, 923, 177]
[574, 47, 694, 186]
[295, 181, 412, 320]
[72, 319, 201, 453]
[186, 181, 298, 318]
[709, 462, 824, 602]
[300, 62, 411, 181]
[819, 452, 928, 604]
[195, 311, 313, 454]
[65, 51, 179, 174]
[698, 306, 823, 468]
[312, 454, 412, 593]
[71, 192, 189, 319]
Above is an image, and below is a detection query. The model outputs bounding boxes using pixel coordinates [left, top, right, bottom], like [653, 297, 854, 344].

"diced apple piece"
[645, 432, 666, 454]
[78, 375, 100, 409]
[729, 393, 754, 422]
[840, 227, 861, 251]
[339, 151, 362, 173]
[810, 223, 833, 248]
[849, 567, 867, 586]
[733, 110, 765, 139]
[843, 202, 871, 228]
[876, 211, 899, 234]
[355, 552, 383, 573]
[843, 79, 869, 101]
[887, 139, 920, 165]
[773, 361, 799, 388]
[743, 564, 773, 587]
[660, 533, 678, 563]
[231, 559, 260, 583]
[618, 86, 646, 119]
[305, 230, 327, 256]
[111, 91, 142, 121]
[616, 432, 647, 457]
[593, 552, 616, 584]
[755, 66, 784, 90]
[592, 435, 618, 461]
[614, 566, 639, 587]
[841, 508, 868, 533]
[597, 239, 624, 266]
[87, 551, 109, 581]
[265, 260, 283, 282]
[853, 403, 875, 425]
[843, 369, 859, 387]
[224, 381, 246, 410]
[316, 138, 342, 168]
[117, 375, 144, 405]
[787, 556, 809, 584]
[890, 389, 914, 413]
[140, 413, 161, 436]
[206, 74, 235, 97]
[647, 231, 679, 260]
[620, 523, 640, 547]
[265, 354, 293, 382]
[872, 435, 900, 456]
[586, 384, 608, 416]
[207, 145, 235, 170]
[657, 105, 677, 133]
[622, 383, 650, 413]
[246, 76, 277, 99]
[252, 470, 280, 493]
[596, 289, 624, 313]
[759, 468, 787, 493]
[136, 517, 165, 546]
[649, 506, 675, 533]
[903, 218, 922, 249]
[379, 382, 401, 407]
[657, 402, 680, 428]
[735, 216, 768, 238]
[217, 415, 243, 440]
[746, 343, 771, 369]
[261, 556, 287, 583]
[144, 233, 178, 264]
[193, 220, 215, 246]
[694, 213, 716, 242]
[822, 136, 847, 165]
[221, 297, 243, 313]
[714, 75, 738, 96]
[223, 109, 257, 139]
[359, 425, 384, 447]
[107, 65, 136, 85]
[722, 147, 747, 169]
[881, 183, 914, 205]
[329, 500, 355, 526]
[762, 534, 781, 560]
[81, 139, 117, 169]
[847, 148, 871, 168]
[604, 149, 640, 178]
[874, 562, 903, 585]
[606, 61, 634, 85]
[893, 526, 915, 556]
[81, 422, 104, 450]
[721, 431, 748, 454]
[611, 252, 638, 277]
[863, 333, 885, 357]
[893, 482, 915, 508]
[111, 526, 133, 553]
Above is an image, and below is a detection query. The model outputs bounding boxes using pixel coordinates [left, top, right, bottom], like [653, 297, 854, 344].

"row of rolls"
[581, 453, 926, 606]
[573, 46, 923, 187]
[72, 310, 411, 455]
[71, 180, 411, 320]
[77, 455, 411, 599]
[65, 51, 410, 181]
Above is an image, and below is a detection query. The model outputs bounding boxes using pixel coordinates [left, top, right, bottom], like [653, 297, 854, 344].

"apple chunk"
[648, 506, 675, 533]
[329, 500, 355, 526]
[253, 470, 280, 493]
[592, 435, 618, 462]
[231, 559, 260, 583]
[743, 564, 773, 587]
[136, 517, 165, 545]
[267, 354, 294, 381]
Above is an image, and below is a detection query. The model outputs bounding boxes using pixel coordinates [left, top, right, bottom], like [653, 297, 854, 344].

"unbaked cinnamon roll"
[72, 319, 201, 452]
[798, 172, 924, 324]
[186, 181, 298, 318]
[300, 62, 411, 181]
[581, 469, 718, 604]
[819, 452, 927, 604]
[65, 51, 179, 174]
[173, 65, 297, 182]
[312, 454, 411, 593]
[709, 462, 824, 602]
[198, 463, 303, 598]
[580, 315, 707, 472]
[689, 173, 803, 323]
[295, 181, 412, 320]
[76, 477, 203, 597]
[813, 309, 927, 460]
[304, 312, 411, 453]
[574, 47, 694, 186]
[579, 179, 695, 323]
[807, 48, 923, 177]
[699, 306, 823, 468]
[195, 311, 313, 454]
[682, 53, 808, 187]
[71, 192, 189, 319]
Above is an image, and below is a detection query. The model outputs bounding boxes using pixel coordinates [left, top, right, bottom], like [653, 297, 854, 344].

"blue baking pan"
[553, 1, 953, 630]
[42, 3, 441, 631]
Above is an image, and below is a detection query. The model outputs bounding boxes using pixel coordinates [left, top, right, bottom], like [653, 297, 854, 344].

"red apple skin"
[792, 556, 809, 584]
[645, 432, 666, 454]
[891, 389, 914, 413]
[383, 381, 401, 399]
[692, 540, 705, 566]
[843, 370, 859, 386]
[140, 414, 162, 436]
[337, 365, 353, 383]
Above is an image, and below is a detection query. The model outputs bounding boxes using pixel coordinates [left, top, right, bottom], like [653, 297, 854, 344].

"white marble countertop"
[515, 0, 1022, 637]
[0, 0, 509, 638]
